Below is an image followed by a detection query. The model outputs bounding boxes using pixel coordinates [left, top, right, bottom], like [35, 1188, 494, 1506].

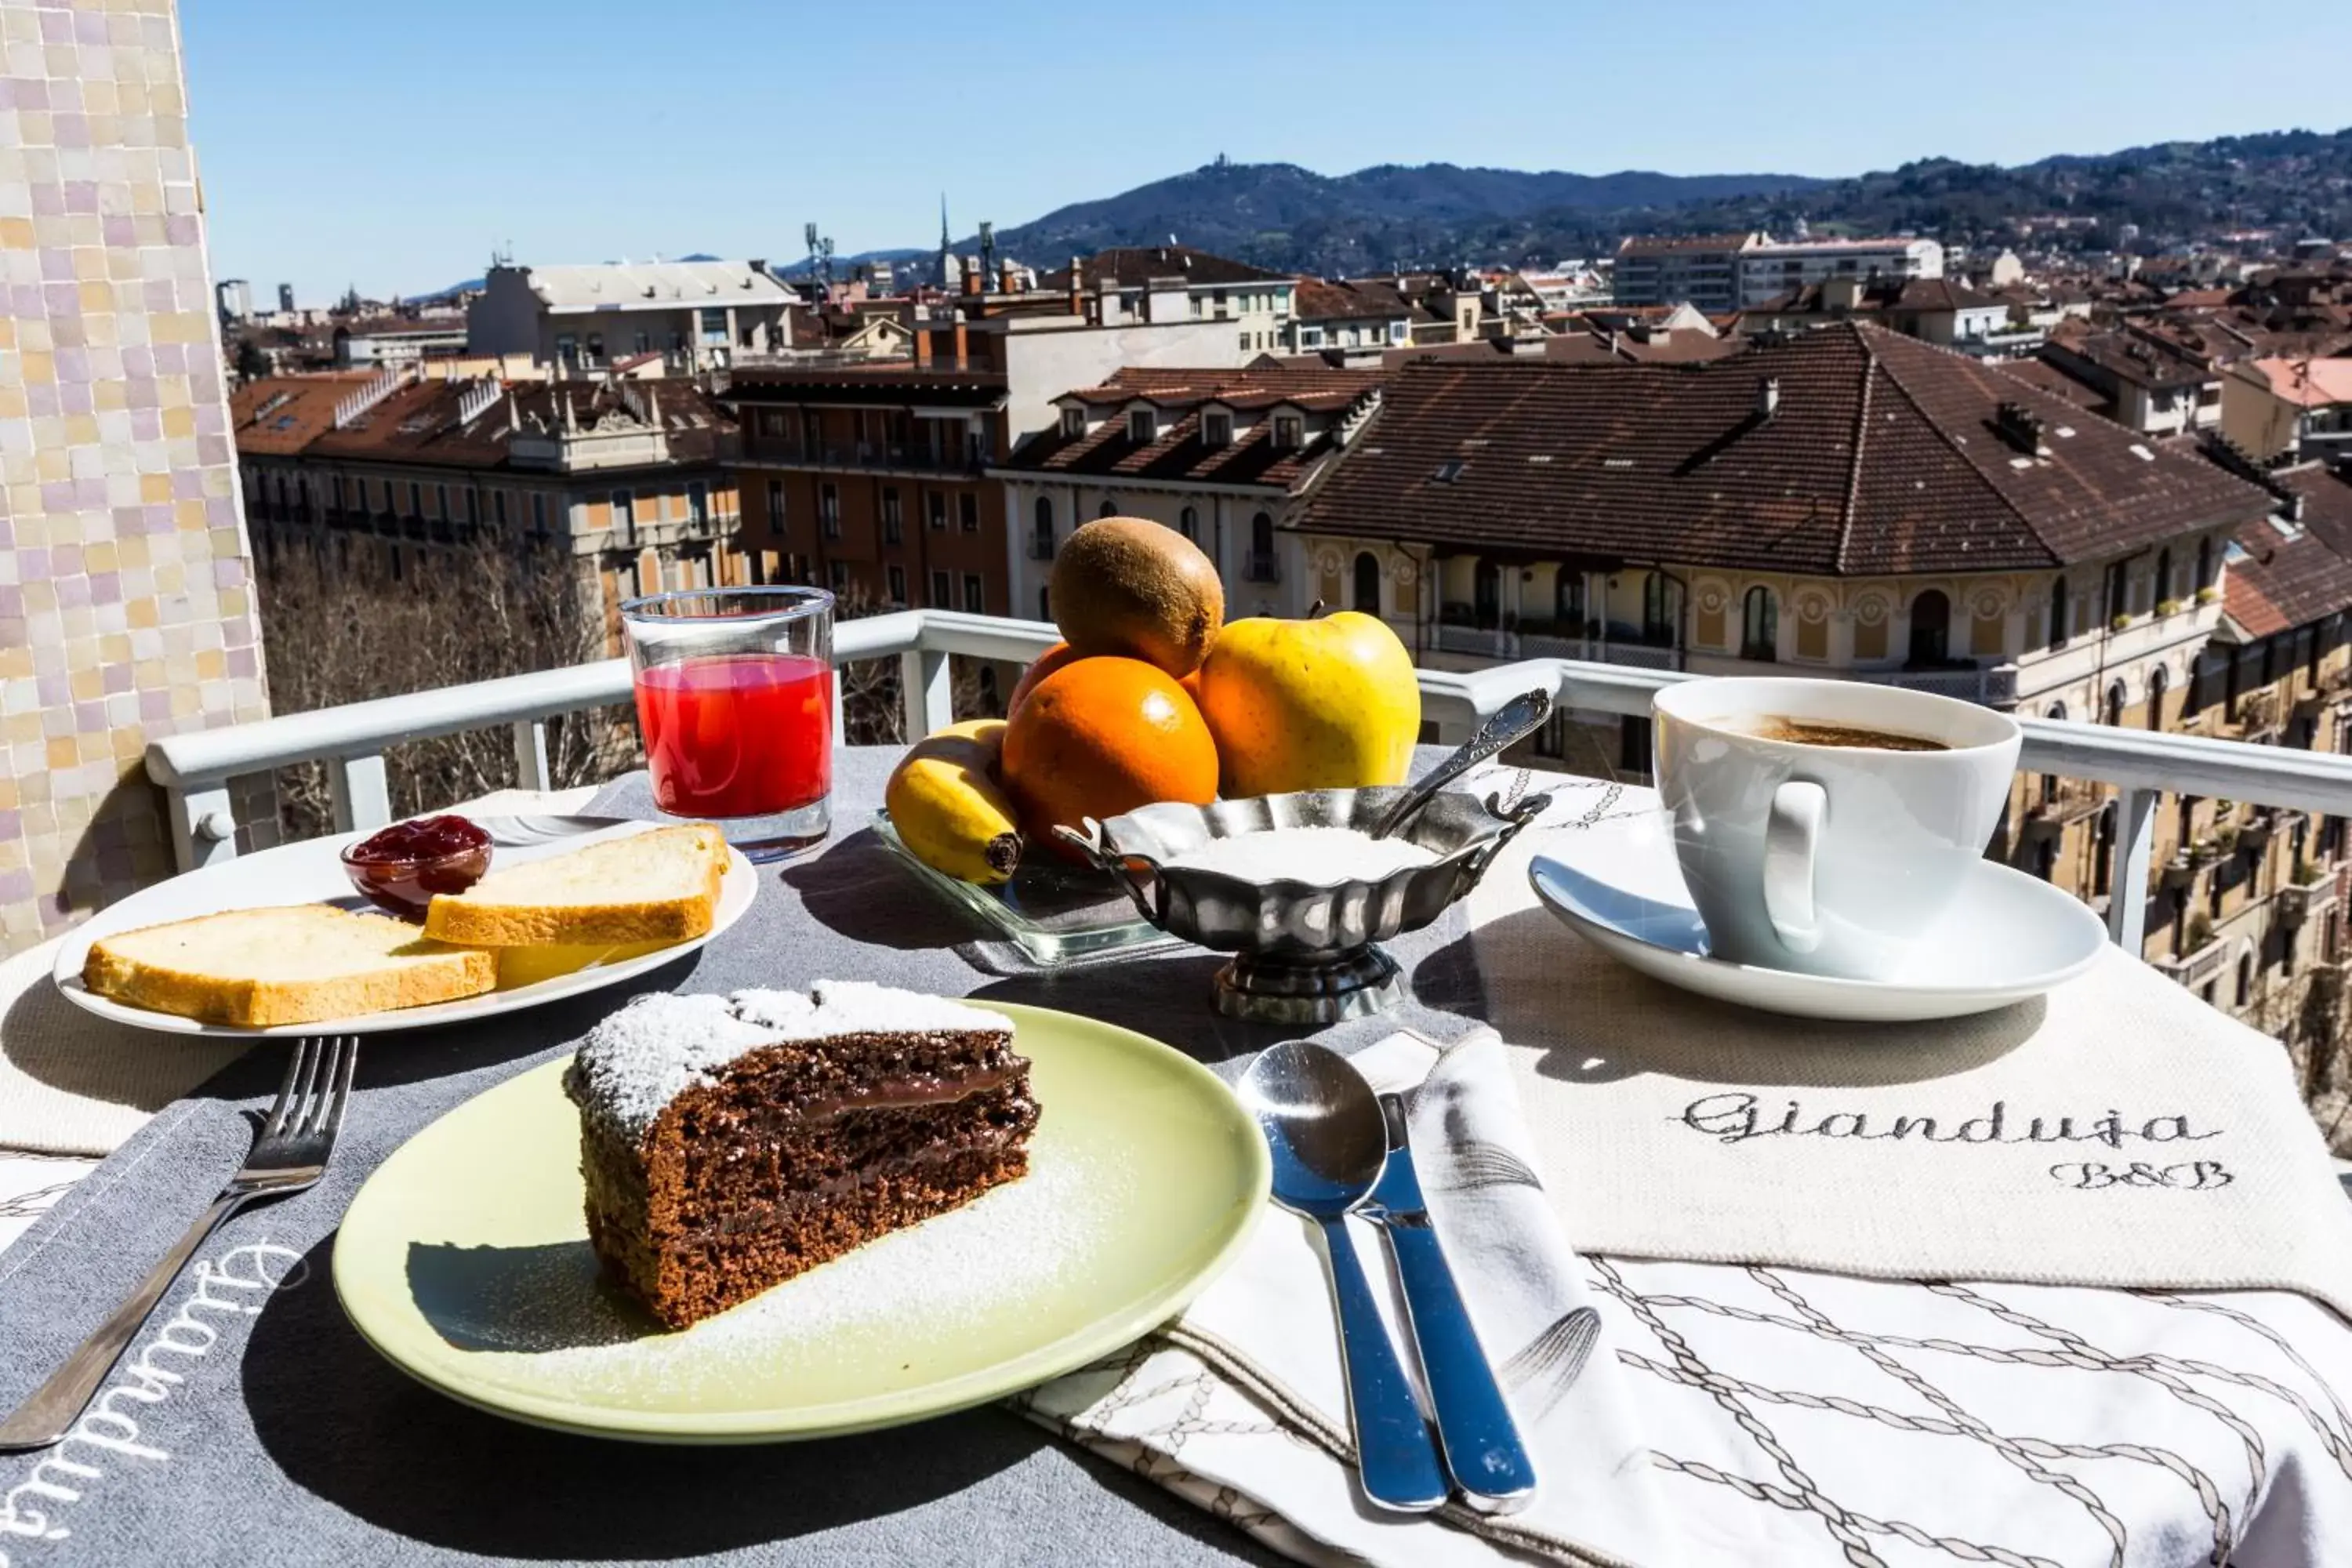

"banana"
[885, 720, 1024, 885]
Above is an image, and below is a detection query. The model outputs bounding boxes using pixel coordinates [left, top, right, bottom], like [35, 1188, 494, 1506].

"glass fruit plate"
[870, 810, 1181, 966]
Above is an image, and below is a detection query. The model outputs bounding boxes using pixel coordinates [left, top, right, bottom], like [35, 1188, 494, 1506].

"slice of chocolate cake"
[563, 982, 1036, 1330]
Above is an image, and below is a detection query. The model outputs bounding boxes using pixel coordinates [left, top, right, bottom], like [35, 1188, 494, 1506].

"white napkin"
[1020, 1030, 1669, 1568]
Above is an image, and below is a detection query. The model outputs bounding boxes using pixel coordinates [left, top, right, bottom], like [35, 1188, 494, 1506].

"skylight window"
[2267, 515, 2305, 543]
[2225, 540, 2251, 563]
[2128, 444, 2155, 462]
[1433, 460, 1465, 483]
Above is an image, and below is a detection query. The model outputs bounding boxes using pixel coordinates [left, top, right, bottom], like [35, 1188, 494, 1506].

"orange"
[1001, 656, 1219, 855]
[1006, 641, 1083, 720]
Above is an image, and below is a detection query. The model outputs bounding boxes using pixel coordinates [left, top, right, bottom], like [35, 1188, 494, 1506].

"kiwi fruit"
[1049, 517, 1226, 677]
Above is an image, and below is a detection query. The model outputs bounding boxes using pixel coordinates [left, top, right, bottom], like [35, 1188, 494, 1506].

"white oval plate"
[53, 817, 755, 1037]
[1528, 810, 2108, 1023]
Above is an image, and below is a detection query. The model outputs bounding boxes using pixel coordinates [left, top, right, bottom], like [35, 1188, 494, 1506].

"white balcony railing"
[143, 608, 2352, 956]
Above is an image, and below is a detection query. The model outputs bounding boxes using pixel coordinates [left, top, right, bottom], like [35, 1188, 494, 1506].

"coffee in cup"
[1651, 678, 2023, 980]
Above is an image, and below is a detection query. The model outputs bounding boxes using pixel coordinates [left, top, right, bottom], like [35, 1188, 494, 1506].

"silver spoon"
[1239, 1041, 1447, 1514]
[1368, 688, 1553, 840]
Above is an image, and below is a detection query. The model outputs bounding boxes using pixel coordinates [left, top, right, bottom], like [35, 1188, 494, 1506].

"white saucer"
[1526, 811, 2108, 1022]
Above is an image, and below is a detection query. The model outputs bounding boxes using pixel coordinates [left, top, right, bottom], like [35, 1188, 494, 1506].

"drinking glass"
[621, 586, 835, 862]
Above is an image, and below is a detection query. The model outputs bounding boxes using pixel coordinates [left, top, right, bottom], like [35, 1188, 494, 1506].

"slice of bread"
[83, 905, 499, 1027]
[422, 824, 728, 949]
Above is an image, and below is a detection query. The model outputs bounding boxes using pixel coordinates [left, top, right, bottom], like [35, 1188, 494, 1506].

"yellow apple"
[1195, 612, 1421, 797]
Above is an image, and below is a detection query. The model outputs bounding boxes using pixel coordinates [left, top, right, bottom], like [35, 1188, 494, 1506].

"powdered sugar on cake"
[566, 982, 1014, 1145]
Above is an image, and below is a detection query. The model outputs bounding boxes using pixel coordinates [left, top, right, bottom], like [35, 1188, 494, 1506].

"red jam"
[340, 815, 494, 920]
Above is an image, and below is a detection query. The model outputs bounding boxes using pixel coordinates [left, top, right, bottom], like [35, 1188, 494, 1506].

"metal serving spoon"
[1238, 1040, 1447, 1513]
[1368, 688, 1554, 840]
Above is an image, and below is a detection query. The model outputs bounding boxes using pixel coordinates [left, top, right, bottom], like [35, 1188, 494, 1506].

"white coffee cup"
[1651, 677, 2023, 980]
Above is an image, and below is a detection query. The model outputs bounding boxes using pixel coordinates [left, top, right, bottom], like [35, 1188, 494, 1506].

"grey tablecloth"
[0, 749, 1491, 1566]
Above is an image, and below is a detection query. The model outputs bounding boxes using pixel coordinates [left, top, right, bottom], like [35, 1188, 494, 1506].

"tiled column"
[0, 0, 267, 953]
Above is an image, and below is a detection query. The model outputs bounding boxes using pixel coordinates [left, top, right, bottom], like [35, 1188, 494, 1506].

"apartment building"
[2222, 357, 2352, 462]
[724, 304, 1243, 616]
[1290, 325, 2274, 902]
[334, 316, 469, 368]
[231, 372, 744, 642]
[1284, 279, 1425, 357]
[2037, 324, 2223, 437]
[1613, 234, 1763, 311]
[467, 260, 798, 373]
[1740, 276, 2024, 354]
[1038, 246, 1298, 355]
[1619, 233, 1946, 312]
[2129, 459, 2352, 1064]
[991, 365, 1385, 622]
[1734, 236, 1945, 308]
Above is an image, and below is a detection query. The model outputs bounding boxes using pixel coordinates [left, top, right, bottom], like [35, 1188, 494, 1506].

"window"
[960, 492, 978, 532]
[407, 482, 422, 518]
[1475, 561, 1501, 623]
[463, 489, 477, 525]
[434, 484, 449, 520]
[2105, 681, 2127, 727]
[1642, 572, 1673, 644]
[1557, 571, 1585, 629]
[2195, 535, 2215, 591]
[1098, 499, 1118, 518]
[820, 483, 840, 539]
[1273, 416, 1303, 448]
[1203, 413, 1232, 448]
[828, 561, 849, 593]
[1908, 590, 1951, 664]
[2049, 575, 2070, 648]
[2155, 547, 2172, 604]
[927, 492, 946, 531]
[556, 333, 577, 363]
[887, 564, 906, 604]
[688, 481, 708, 530]
[332, 475, 346, 514]
[633, 332, 649, 354]
[765, 480, 785, 531]
[612, 488, 636, 543]
[962, 574, 983, 614]
[586, 332, 604, 361]
[1619, 713, 1652, 775]
[2147, 665, 2169, 731]
[881, 488, 902, 544]
[1178, 506, 1198, 541]
[1352, 552, 1381, 615]
[1741, 586, 1778, 662]
[2237, 951, 2253, 1007]
[1249, 513, 1277, 582]
[699, 307, 728, 343]
[1059, 407, 1084, 438]
[1127, 408, 1156, 444]
[1239, 331, 1252, 352]
[2104, 561, 2129, 625]
[530, 492, 547, 535]
[930, 569, 950, 607]
[1033, 495, 1054, 554]
[492, 490, 506, 527]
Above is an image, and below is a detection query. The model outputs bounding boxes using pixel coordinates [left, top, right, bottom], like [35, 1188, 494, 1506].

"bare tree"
[252, 532, 636, 840]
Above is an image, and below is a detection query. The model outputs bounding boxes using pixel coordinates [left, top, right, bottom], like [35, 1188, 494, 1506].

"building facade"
[467, 260, 798, 373]
[232, 373, 744, 644]
[1040, 247, 1298, 357]
[1613, 234, 1764, 310]
[991, 365, 1385, 623]
[1736, 237, 1945, 308]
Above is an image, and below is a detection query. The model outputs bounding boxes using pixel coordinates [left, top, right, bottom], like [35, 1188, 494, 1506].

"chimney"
[1001, 260, 1021, 295]
[952, 320, 968, 371]
[1994, 400, 2045, 455]
[1068, 256, 1083, 316]
[1756, 376, 1780, 418]
[961, 267, 984, 298]
[915, 327, 934, 369]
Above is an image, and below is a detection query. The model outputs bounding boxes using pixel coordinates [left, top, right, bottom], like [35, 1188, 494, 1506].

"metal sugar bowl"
[1056, 782, 1549, 1024]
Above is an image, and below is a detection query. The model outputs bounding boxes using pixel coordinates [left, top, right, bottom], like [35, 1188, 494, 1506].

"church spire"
[937, 194, 957, 291]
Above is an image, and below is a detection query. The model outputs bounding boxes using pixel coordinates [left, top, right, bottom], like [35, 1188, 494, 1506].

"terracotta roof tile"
[1295, 323, 2272, 576]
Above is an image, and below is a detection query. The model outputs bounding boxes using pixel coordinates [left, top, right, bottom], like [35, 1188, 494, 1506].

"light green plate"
[332, 1001, 1269, 1443]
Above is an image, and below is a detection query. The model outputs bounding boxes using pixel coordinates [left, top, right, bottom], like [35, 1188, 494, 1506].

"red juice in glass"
[634, 653, 833, 818]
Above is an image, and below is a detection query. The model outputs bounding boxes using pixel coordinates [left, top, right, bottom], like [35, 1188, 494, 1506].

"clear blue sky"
[184, 0, 2352, 306]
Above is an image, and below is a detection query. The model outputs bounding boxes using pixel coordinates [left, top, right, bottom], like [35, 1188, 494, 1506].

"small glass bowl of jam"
[341, 815, 494, 921]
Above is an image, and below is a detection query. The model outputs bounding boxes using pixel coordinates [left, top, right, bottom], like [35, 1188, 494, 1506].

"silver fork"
[0, 1034, 358, 1452]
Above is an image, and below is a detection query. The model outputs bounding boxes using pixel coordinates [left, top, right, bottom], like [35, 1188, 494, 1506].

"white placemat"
[1468, 772, 2352, 1323]
[0, 786, 597, 1156]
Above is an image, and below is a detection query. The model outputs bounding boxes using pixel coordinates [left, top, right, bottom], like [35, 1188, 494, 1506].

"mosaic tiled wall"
[0, 0, 267, 953]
